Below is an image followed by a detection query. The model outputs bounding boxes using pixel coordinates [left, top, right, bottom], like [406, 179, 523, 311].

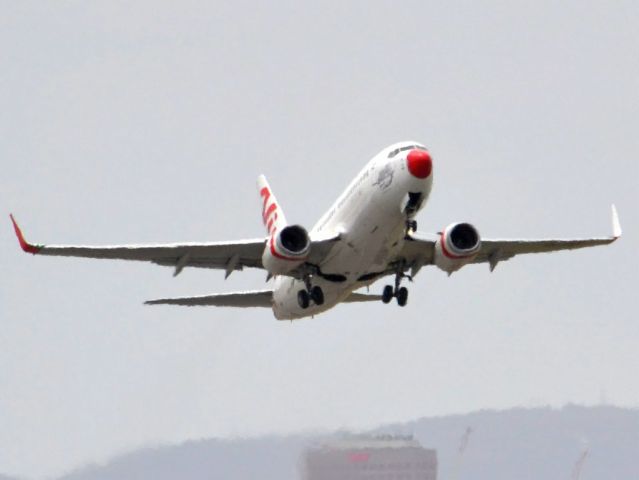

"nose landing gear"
[404, 191, 422, 236]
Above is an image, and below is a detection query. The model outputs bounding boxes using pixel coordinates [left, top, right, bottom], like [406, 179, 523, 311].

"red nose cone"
[406, 149, 432, 179]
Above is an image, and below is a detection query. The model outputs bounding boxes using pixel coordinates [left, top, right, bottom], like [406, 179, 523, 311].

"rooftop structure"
[302, 435, 437, 480]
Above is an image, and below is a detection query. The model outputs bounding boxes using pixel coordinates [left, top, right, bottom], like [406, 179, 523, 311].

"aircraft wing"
[399, 205, 621, 273]
[470, 236, 619, 270]
[9, 215, 338, 277]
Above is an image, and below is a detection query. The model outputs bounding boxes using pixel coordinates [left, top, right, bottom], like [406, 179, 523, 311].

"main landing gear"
[297, 275, 324, 309]
[382, 270, 412, 307]
[406, 219, 417, 235]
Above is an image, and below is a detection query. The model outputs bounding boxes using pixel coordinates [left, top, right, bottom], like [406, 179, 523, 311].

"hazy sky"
[1, 1, 637, 478]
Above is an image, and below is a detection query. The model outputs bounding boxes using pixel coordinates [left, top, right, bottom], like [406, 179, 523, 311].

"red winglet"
[9, 214, 42, 254]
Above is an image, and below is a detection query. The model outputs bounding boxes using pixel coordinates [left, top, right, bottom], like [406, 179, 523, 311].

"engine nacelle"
[262, 224, 311, 275]
[434, 222, 481, 273]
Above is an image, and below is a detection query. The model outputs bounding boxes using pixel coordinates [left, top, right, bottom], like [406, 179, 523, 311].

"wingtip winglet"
[9, 214, 42, 254]
[611, 204, 622, 239]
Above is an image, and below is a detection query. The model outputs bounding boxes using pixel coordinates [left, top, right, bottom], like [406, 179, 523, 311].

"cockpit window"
[388, 145, 428, 158]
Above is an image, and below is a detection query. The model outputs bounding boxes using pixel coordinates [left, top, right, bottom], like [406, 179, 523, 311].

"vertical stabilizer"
[257, 175, 288, 236]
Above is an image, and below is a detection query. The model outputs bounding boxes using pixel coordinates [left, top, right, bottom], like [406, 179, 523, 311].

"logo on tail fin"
[257, 175, 288, 238]
[260, 187, 279, 236]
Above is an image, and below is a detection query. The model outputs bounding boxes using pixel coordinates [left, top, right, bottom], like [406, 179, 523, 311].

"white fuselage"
[271, 142, 433, 319]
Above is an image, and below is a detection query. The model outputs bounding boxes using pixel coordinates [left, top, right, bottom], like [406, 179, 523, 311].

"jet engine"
[434, 222, 481, 273]
[262, 225, 311, 275]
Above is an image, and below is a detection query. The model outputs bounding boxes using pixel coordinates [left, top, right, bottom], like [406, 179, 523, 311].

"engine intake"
[278, 225, 309, 254]
[262, 224, 311, 275]
[448, 223, 480, 251]
[434, 222, 481, 273]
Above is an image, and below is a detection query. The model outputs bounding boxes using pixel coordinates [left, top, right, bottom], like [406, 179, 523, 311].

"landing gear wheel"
[382, 285, 394, 304]
[396, 287, 408, 307]
[406, 219, 418, 235]
[297, 290, 310, 309]
[310, 286, 325, 305]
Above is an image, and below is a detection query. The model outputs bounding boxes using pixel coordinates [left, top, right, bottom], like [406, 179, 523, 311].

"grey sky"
[1, 1, 637, 478]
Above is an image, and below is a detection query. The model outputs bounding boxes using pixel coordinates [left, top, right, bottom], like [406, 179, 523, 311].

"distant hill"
[381, 405, 639, 480]
[31, 405, 639, 480]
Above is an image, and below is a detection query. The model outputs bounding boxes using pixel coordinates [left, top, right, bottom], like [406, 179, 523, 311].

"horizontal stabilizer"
[343, 292, 382, 303]
[145, 290, 273, 308]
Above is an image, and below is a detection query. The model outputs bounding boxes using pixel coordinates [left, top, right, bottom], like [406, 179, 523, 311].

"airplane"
[10, 141, 622, 320]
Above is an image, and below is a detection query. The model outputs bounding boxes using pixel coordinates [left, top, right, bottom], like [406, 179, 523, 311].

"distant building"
[302, 435, 437, 480]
